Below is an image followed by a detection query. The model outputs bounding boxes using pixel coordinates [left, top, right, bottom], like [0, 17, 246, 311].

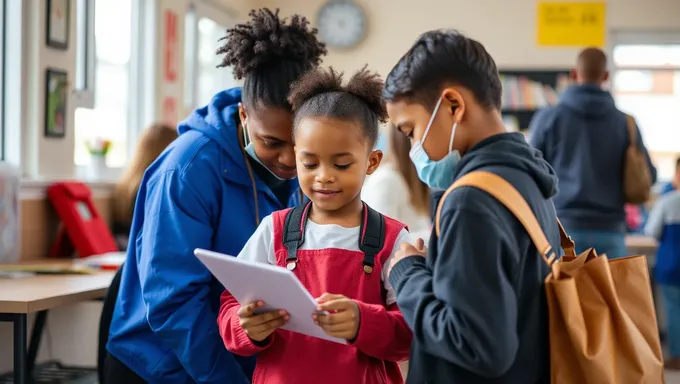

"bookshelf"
[500, 70, 571, 132]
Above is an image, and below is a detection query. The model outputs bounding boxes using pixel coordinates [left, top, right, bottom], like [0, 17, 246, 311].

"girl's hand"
[313, 293, 360, 340]
[237, 301, 289, 342]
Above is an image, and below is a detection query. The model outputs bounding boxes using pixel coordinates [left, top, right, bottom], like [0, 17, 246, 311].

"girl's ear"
[366, 150, 384, 175]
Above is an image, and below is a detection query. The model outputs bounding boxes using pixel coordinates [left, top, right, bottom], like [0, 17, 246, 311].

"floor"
[668, 370, 680, 383]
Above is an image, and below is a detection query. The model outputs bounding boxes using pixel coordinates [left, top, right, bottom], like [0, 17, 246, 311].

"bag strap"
[358, 203, 385, 274]
[282, 202, 312, 265]
[434, 171, 575, 266]
[625, 114, 637, 149]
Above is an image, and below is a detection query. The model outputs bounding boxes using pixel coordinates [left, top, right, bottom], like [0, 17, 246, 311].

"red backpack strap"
[281, 201, 312, 271]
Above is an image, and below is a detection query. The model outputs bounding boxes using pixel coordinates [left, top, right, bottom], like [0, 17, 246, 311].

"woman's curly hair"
[216, 8, 327, 110]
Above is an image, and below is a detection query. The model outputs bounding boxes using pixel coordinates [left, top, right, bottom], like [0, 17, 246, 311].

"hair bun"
[288, 67, 344, 111]
[345, 65, 387, 122]
[289, 65, 387, 122]
[217, 8, 327, 80]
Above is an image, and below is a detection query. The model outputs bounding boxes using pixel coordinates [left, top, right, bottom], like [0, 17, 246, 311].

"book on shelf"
[500, 74, 570, 111]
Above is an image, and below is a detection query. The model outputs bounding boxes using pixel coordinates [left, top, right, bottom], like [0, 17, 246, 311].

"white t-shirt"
[362, 164, 432, 241]
[238, 215, 412, 305]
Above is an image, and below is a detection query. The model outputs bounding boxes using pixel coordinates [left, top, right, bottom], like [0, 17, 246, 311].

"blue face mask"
[408, 96, 461, 190]
[242, 123, 295, 181]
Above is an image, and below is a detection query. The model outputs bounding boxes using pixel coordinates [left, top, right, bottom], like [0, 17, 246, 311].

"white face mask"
[408, 96, 461, 189]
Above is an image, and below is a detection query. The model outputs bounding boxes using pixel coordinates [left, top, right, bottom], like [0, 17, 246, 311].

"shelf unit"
[500, 70, 571, 131]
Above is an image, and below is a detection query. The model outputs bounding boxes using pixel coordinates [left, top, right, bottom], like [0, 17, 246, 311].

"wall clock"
[317, 1, 367, 49]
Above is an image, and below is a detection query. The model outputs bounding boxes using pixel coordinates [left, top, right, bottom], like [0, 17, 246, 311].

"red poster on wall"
[162, 97, 177, 126]
[164, 10, 178, 83]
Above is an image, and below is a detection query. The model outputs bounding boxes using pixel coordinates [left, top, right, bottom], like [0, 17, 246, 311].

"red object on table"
[47, 182, 118, 258]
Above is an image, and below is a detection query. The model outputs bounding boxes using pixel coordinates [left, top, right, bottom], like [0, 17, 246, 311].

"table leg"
[13, 313, 27, 384]
[27, 310, 47, 375]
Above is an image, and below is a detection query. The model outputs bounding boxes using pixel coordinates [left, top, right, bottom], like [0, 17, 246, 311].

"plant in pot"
[86, 138, 112, 179]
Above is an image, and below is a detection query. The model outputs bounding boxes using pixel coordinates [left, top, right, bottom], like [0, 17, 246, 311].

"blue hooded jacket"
[529, 84, 656, 232]
[107, 88, 302, 383]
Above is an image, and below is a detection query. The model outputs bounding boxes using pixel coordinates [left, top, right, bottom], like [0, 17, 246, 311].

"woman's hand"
[313, 293, 360, 340]
[387, 238, 427, 278]
[237, 301, 288, 342]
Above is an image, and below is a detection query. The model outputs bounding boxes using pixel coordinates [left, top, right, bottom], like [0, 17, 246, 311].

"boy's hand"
[388, 238, 427, 278]
[313, 293, 360, 340]
[237, 301, 288, 342]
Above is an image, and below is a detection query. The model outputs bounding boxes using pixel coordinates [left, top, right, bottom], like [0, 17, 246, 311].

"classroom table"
[625, 234, 658, 255]
[0, 263, 114, 384]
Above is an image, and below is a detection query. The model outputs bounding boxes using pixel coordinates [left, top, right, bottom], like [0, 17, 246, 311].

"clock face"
[317, 2, 366, 49]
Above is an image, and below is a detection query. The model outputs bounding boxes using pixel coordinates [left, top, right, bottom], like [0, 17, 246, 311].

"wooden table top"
[625, 234, 658, 251]
[0, 260, 115, 314]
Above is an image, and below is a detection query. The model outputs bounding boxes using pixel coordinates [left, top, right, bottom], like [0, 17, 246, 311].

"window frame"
[72, 0, 95, 109]
[183, 1, 236, 112]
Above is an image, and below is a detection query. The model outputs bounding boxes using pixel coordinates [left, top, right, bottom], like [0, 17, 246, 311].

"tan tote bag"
[624, 115, 653, 204]
[435, 171, 665, 384]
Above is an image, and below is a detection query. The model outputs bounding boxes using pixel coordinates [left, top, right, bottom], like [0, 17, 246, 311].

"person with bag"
[381, 29, 561, 383]
[528, 47, 656, 260]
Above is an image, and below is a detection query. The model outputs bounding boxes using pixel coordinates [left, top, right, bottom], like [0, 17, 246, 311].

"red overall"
[218, 207, 413, 384]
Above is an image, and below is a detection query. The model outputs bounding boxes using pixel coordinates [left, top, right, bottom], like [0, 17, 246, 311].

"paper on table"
[194, 248, 346, 345]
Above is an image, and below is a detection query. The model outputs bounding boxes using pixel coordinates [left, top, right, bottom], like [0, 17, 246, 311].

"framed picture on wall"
[46, 0, 70, 49]
[44, 68, 68, 138]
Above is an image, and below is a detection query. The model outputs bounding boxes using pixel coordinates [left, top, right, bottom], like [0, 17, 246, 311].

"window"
[74, 0, 133, 168]
[611, 37, 680, 181]
[184, 3, 237, 111]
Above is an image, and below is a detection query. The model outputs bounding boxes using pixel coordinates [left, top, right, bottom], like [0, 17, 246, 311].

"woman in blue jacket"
[104, 9, 326, 384]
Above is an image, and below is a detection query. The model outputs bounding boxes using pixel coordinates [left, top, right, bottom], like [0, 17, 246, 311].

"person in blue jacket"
[104, 9, 326, 384]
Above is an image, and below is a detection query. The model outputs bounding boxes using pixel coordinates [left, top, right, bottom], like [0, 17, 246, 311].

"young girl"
[218, 67, 413, 383]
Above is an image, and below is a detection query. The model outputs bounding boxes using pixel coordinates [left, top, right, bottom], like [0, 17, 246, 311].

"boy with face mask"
[383, 30, 561, 383]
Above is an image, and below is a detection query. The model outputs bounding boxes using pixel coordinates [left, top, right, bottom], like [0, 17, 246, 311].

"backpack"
[435, 171, 664, 384]
[281, 201, 386, 274]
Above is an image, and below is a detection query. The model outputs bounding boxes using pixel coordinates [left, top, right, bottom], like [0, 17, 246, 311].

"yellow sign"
[537, 2, 606, 47]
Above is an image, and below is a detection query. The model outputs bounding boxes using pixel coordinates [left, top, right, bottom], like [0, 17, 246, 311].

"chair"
[97, 263, 124, 384]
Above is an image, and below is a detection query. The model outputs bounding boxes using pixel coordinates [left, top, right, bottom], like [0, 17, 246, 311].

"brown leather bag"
[624, 115, 652, 204]
[435, 171, 665, 384]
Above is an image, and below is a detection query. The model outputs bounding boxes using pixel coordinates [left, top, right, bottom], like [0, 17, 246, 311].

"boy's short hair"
[675, 156, 680, 170]
[382, 30, 502, 111]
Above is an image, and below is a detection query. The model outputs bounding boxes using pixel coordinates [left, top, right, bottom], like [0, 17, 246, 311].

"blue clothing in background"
[645, 190, 680, 285]
[661, 286, 680, 357]
[661, 182, 676, 196]
[529, 84, 657, 233]
[107, 88, 302, 383]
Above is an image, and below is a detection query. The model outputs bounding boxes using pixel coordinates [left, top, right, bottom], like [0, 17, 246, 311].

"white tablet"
[194, 248, 345, 344]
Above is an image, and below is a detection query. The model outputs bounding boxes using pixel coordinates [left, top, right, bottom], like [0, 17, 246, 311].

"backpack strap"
[434, 171, 575, 266]
[281, 201, 312, 270]
[358, 203, 385, 274]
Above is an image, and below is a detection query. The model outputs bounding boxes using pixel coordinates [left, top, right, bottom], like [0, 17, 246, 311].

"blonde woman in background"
[112, 122, 178, 250]
[362, 125, 432, 242]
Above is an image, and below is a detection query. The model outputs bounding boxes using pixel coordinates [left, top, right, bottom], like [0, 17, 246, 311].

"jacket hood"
[558, 84, 617, 118]
[454, 133, 558, 199]
[178, 87, 245, 172]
